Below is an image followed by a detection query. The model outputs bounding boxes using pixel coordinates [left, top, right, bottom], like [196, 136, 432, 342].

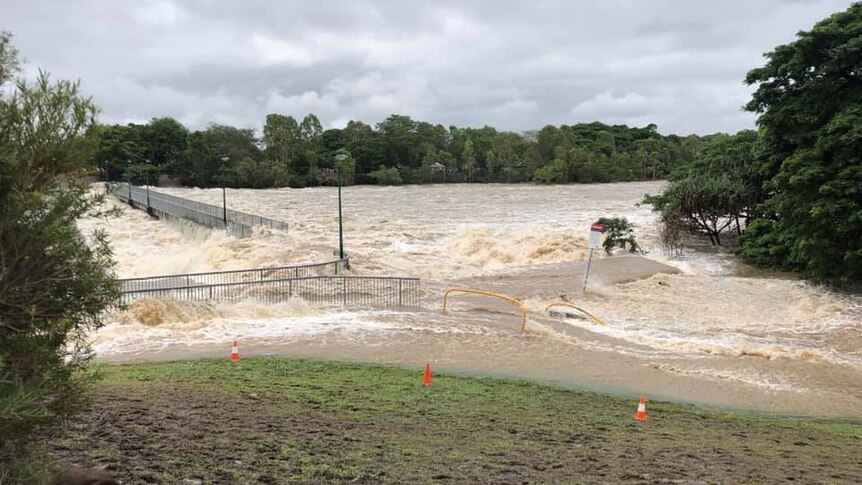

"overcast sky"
[1, 0, 855, 135]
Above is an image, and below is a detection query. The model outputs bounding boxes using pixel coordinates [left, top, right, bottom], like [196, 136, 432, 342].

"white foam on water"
[645, 362, 805, 393]
[80, 182, 862, 410]
[94, 303, 400, 357]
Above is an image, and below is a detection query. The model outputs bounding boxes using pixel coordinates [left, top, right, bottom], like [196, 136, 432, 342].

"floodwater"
[80, 182, 862, 418]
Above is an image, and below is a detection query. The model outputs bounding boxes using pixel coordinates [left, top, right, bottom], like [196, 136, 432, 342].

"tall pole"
[334, 152, 348, 262]
[337, 170, 344, 260]
[126, 159, 132, 202]
[145, 171, 150, 208]
[583, 248, 594, 293]
[220, 155, 229, 228]
[222, 176, 227, 227]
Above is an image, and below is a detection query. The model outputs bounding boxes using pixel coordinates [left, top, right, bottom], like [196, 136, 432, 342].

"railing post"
[398, 279, 403, 306]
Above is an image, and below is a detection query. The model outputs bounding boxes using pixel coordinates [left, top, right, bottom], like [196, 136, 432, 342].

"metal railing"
[120, 259, 349, 292]
[109, 183, 420, 309]
[119, 275, 421, 308]
[442, 287, 529, 334]
[110, 183, 289, 237]
[546, 301, 606, 326]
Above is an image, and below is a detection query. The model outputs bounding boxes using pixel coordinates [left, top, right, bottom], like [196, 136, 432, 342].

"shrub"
[368, 165, 403, 185]
[0, 72, 120, 480]
[595, 217, 642, 255]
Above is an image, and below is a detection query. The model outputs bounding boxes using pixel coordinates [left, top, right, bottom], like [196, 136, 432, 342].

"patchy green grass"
[48, 357, 861, 484]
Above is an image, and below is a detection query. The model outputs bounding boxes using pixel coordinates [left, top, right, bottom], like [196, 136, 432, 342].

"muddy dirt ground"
[46, 358, 862, 484]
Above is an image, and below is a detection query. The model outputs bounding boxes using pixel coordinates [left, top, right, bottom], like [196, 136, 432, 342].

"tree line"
[95, 114, 713, 188]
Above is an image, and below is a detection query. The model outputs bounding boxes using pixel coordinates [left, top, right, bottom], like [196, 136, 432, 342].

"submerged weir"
[80, 181, 862, 418]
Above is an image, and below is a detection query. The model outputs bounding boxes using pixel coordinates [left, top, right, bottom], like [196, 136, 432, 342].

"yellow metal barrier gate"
[545, 302, 606, 326]
[442, 287, 529, 334]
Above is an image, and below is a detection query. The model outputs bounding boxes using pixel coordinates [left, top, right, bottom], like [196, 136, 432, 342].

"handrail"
[119, 259, 347, 283]
[442, 287, 529, 334]
[120, 274, 421, 307]
[124, 274, 420, 294]
[110, 182, 289, 236]
[545, 302, 606, 326]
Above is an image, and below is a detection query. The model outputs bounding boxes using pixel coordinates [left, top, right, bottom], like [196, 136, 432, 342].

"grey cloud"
[1, 0, 855, 134]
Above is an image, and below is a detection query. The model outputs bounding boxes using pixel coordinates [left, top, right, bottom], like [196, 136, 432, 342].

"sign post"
[583, 223, 604, 293]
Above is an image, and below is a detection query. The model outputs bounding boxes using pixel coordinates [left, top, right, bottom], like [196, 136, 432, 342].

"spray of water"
[80, 182, 862, 416]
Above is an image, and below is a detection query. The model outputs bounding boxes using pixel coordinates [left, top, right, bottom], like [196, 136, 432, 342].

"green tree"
[596, 130, 616, 156]
[462, 138, 476, 182]
[533, 158, 569, 183]
[0, 70, 120, 480]
[177, 125, 260, 187]
[739, 4, 862, 281]
[646, 174, 748, 246]
[682, 131, 760, 233]
[233, 157, 284, 188]
[124, 162, 161, 186]
[642, 132, 757, 247]
[93, 123, 146, 181]
[299, 114, 323, 183]
[377, 114, 419, 167]
[490, 132, 524, 182]
[142, 117, 188, 168]
[0, 31, 19, 86]
[343, 120, 384, 180]
[368, 165, 403, 185]
[263, 113, 300, 179]
[595, 217, 642, 254]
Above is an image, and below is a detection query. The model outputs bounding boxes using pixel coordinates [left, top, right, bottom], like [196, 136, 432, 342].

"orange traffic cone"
[634, 396, 647, 421]
[230, 340, 239, 362]
[422, 362, 432, 387]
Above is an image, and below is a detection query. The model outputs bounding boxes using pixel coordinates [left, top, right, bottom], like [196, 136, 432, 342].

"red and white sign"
[588, 224, 604, 249]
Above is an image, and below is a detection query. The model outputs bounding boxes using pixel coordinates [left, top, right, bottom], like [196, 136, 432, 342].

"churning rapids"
[78, 181, 862, 418]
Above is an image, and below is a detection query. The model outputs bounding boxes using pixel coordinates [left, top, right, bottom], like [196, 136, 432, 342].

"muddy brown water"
[81, 182, 862, 418]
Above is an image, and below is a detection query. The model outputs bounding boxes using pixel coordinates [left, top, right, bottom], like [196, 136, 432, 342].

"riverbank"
[47, 357, 861, 484]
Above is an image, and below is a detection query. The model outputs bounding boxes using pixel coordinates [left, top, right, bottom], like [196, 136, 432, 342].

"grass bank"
[49, 357, 861, 484]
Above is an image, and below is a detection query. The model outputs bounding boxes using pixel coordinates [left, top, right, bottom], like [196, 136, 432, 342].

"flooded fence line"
[110, 183, 421, 308]
[119, 275, 421, 308]
[121, 259, 350, 292]
[109, 182, 289, 237]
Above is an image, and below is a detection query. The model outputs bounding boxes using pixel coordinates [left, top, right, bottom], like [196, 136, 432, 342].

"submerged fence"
[119, 275, 421, 308]
[110, 183, 289, 237]
[111, 183, 420, 308]
[121, 259, 349, 292]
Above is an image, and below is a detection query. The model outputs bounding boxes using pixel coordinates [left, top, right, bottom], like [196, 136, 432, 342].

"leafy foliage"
[0, 32, 19, 85]
[739, 4, 862, 281]
[91, 113, 705, 188]
[644, 131, 759, 246]
[595, 217, 642, 255]
[0, 70, 120, 477]
[368, 165, 403, 185]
